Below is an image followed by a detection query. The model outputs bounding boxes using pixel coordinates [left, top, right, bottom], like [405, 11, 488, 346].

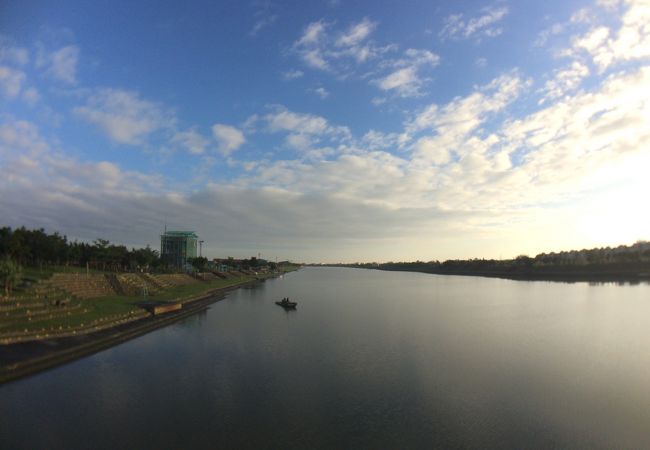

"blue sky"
[1, 0, 649, 262]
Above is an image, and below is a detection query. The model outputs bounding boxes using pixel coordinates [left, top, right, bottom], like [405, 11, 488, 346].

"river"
[1, 267, 650, 449]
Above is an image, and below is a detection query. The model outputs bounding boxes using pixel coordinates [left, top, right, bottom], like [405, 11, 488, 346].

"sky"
[1, 0, 649, 263]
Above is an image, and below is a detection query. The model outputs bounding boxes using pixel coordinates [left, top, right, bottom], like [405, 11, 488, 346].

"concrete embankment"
[0, 280, 257, 384]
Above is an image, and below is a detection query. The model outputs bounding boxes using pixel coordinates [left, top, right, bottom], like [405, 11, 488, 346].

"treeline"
[330, 241, 650, 281]
[0, 226, 290, 274]
[0, 226, 160, 271]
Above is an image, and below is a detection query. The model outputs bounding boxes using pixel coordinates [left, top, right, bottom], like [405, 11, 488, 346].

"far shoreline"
[318, 265, 650, 284]
[376, 268, 650, 284]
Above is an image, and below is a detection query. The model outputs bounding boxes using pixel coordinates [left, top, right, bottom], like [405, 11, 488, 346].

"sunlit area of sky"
[1, 0, 649, 262]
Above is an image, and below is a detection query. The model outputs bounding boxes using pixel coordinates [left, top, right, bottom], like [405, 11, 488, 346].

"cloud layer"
[2, 0, 650, 262]
[74, 89, 174, 145]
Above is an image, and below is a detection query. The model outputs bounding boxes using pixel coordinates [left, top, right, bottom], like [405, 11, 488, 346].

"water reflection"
[175, 308, 208, 328]
[2, 267, 650, 449]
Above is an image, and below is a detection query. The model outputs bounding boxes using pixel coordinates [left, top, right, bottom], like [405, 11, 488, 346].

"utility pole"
[199, 240, 204, 258]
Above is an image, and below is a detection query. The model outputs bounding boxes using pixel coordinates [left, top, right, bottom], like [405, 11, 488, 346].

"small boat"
[275, 297, 297, 309]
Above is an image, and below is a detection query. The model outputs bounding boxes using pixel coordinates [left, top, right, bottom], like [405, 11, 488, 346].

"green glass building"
[160, 231, 198, 268]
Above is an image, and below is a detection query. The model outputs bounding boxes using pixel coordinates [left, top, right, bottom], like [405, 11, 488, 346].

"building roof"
[161, 230, 198, 238]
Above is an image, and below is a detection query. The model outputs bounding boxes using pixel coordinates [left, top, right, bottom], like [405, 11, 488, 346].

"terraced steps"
[137, 273, 169, 290]
[118, 273, 160, 296]
[49, 273, 116, 298]
[153, 273, 196, 287]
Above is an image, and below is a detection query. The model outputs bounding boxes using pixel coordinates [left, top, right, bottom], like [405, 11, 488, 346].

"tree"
[514, 254, 534, 268]
[0, 257, 22, 298]
[189, 256, 208, 272]
[133, 245, 159, 270]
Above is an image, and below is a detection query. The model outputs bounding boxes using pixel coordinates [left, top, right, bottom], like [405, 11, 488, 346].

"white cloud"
[250, 14, 278, 37]
[570, 8, 593, 24]
[22, 87, 40, 106]
[282, 69, 304, 80]
[407, 71, 528, 135]
[313, 87, 330, 99]
[414, 137, 451, 165]
[172, 129, 210, 155]
[0, 120, 48, 160]
[291, 17, 439, 97]
[74, 88, 175, 145]
[533, 6, 594, 49]
[212, 123, 245, 155]
[597, 0, 624, 10]
[249, 0, 280, 37]
[258, 106, 351, 155]
[264, 107, 330, 135]
[569, 0, 650, 71]
[377, 67, 419, 92]
[0, 41, 29, 65]
[375, 48, 440, 97]
[439, 5, 509, 41]
[302, 49, 329, 70]
[573, 26, 610, 56]
[297, 20, 328, 47]
[0, 118, 159, 196]
[534, 23, 566, 47]
[494, 66, 650, 213]
[392, 49, 440, 68]
[0, 65, 25, 98]
[285, 133, 313, 151]
[404, 71, 529, 168]
[539, 61, 590, 103]
[336, 18, 377, 47]
[293, 17, 395, 73]
[362, 129, 402, 150]
[37, 45, 79, 84]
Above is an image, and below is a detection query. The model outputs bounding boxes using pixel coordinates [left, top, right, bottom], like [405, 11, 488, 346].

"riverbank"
[375, 267, 650, 283]
[323, 260, 650, 284]
[320, 241, 650, 283]
[0, 270, 295, 384]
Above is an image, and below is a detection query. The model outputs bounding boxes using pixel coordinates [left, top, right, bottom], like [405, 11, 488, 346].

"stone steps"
[49, 273, 116, 298]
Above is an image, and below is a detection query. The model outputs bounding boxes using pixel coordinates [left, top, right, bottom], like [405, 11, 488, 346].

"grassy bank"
[0, 267, 300, 383]
[1, 266, 299, 345]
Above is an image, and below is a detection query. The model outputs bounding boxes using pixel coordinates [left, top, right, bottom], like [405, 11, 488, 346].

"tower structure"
[160, 230, 198, 269]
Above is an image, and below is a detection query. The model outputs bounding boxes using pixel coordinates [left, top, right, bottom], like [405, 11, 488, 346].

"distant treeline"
[0, 226, 160, 271]
[0, 226, 288, 273]
[325, 241, 650, 281]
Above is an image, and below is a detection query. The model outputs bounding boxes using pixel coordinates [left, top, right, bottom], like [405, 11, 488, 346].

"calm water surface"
[2, 267, 650, 449]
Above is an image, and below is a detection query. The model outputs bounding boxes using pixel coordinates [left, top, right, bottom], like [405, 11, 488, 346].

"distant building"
[160, 231, 198, 268]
